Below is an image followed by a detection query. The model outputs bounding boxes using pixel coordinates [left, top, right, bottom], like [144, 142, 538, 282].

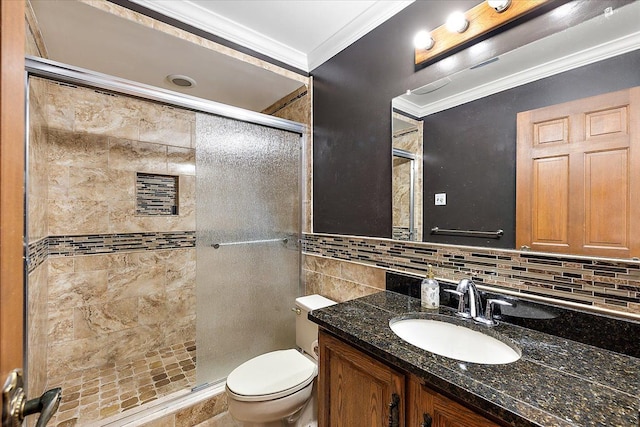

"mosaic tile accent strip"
[392, 226, 412, 241]
[27, 237, 48, 273]
[48, 340, 196, 426]
[302, 233, 640, 315]
[136, 173, 179, 216]
[48, 231, 195, 257]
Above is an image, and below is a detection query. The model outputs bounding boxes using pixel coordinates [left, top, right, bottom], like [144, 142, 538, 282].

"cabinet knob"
[421, 412, 433, 427]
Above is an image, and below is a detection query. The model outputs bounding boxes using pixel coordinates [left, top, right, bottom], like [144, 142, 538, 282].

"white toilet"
[226, 294, 336, 427]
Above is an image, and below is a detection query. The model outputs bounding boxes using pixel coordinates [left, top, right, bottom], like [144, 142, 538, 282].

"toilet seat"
[226, 349, 317, 402]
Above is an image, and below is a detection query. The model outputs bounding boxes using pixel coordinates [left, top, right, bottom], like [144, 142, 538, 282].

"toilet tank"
[295, 295, 336, 358]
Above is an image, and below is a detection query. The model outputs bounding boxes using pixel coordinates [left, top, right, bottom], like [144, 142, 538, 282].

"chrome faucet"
[456, 278, 482, 319]
[445, 278, 513, 326]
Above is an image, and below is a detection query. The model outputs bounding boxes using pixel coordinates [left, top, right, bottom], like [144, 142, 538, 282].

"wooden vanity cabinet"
[407, 376, 502, 427]
[318, 330, 405, 427]
[318, 330, 503, 427]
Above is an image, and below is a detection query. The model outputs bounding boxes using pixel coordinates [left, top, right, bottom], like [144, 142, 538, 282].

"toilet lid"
[226, 349, 317, 401]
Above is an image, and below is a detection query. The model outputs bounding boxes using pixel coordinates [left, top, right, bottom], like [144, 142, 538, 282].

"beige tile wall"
[28, 78, 48, 242]
[38, 79, 198, 379]
[27, 262, 48, 398]
[27, 77, 49, 398]
[138, 392, 232, 427]
[302, 254, 386, 302]
[44, 82, 196, 236]
[263, 84, 313, 233]
[46, 249, 196, 379]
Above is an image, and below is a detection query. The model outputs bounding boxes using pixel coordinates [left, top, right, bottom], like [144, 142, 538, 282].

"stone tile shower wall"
[303, 233, 640, 317]
[27, 76, 49, 399]
[303, 254, 385, 302]
[28, 78, 197, 386]
[262, 85, 312, 233]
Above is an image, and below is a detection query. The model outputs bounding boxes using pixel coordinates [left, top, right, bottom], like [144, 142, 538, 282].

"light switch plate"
[435, 193, 446, 206]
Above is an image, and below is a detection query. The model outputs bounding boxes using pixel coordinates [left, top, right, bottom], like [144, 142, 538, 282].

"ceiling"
[29, 0, 413, 113]
[129, 0, 414, 72]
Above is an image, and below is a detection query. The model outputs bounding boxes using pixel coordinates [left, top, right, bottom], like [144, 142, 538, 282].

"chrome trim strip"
[25, 56, 306, 135]
[392, 148, 415, 160]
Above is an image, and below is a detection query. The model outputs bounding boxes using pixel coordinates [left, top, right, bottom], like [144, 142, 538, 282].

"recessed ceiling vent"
[167, 74, 197, 88]
[470, 57, 500, 70]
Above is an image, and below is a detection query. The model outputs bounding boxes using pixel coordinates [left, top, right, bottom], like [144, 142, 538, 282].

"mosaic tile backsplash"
[302, 233, 640, 316]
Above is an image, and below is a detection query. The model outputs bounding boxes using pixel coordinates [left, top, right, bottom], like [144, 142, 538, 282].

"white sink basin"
[389, 317, 521, 365]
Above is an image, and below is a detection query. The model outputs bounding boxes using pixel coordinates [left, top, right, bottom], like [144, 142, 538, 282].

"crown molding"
[307, 1, 414, 71]
[397, 31, 640, 118]
[129, 0, 413, 72]
[129, 0, 308, 70]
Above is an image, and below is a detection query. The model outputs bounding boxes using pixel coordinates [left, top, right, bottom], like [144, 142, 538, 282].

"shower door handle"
[2, 369, 62, 427]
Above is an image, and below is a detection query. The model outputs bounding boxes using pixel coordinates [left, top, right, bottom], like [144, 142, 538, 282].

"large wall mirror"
[391, 1, 640, 259]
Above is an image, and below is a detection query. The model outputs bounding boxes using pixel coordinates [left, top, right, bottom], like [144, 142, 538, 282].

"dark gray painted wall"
[312, 0, 481, 238]
[311, 0, 634, 241]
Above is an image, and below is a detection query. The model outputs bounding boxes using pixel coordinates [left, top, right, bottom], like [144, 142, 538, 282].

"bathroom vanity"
[310, 291, 640, 427]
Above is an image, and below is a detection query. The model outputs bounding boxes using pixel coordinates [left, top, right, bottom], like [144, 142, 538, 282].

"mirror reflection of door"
[392, 113, 423, 241]
[516, 86, 640, 258]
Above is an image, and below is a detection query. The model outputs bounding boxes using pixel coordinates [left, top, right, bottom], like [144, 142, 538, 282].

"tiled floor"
[48, 341, 196, 426]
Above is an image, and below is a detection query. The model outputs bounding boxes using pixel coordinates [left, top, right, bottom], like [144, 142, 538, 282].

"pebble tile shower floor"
[47, 341, 196, 426]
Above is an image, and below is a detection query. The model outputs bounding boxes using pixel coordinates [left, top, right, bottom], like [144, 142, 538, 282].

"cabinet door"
[408, 376, 501, 427]
[318, 331, 405, 427]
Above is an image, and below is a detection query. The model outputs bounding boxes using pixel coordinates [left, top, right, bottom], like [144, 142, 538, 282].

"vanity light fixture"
[414, 0, 553, 67]
[487, 0, 512, 13]
[445, 11, 469, 33]
[413, 30, 435, 50]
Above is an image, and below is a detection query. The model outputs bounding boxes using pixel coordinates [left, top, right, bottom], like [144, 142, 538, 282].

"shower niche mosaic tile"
[136, 172, 179, 215]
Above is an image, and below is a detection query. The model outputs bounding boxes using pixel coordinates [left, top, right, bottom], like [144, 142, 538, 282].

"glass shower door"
[195, 114, 302, 386]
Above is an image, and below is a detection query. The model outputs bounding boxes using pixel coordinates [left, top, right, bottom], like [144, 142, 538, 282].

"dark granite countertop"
[309, 291, 640, 427]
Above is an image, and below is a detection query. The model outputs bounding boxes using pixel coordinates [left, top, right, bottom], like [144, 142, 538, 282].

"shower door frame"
[25, 56, 306, 135]
[23, 55, 307, 393]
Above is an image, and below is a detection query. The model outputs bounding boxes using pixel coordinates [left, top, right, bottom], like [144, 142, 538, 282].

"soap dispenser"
[421, 264, 440, 309]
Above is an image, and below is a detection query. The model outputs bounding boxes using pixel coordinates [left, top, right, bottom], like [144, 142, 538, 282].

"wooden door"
[318, 331, 405, 427]
[1, 0, 26, 380]
[408, 376, 502, 427]
[516, 87, 640, 258]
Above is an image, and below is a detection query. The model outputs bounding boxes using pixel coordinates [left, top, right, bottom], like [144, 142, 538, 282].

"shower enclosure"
[24, 57, 304, 426]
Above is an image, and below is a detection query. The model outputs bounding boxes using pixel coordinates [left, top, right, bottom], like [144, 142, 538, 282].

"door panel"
[586, 106, 627, 139]
[532, 156, 569, 247]
[584, 149, 629, 250]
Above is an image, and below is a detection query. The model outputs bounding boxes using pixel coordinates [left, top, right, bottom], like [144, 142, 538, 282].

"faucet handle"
[484, 299, 513, 325]
[443, 289, 471, 318]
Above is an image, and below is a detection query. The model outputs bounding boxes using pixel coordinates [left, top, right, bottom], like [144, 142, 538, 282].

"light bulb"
[487, 0, 511, 13]
[445, 11, 469, 33]
[413, 30, 434, 50]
